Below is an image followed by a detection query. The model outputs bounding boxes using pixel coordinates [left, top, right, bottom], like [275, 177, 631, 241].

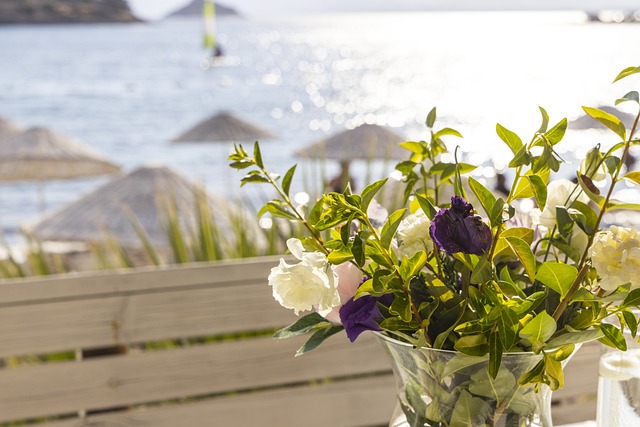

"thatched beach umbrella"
[295, 123, 406, 192]
[24, 165, 253, 250]
[171, 111, 274, 143]
[0, 117, 21, 142]
[295, 123, 406, 162]
[0, 126, 121, 211]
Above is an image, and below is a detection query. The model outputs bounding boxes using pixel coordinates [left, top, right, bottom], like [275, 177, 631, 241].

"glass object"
[596, 327, 640, 426]
[377, 333, 563, 427]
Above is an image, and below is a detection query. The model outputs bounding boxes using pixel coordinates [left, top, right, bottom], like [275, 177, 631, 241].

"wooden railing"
[0, 257, 598, 426]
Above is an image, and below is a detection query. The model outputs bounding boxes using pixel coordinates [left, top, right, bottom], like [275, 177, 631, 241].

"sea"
[1, 11, 640, 244]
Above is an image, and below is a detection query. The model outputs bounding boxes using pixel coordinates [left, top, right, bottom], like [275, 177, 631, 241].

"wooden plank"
[0, 275, 297, 358]
[0, 333, 392, 423]
[0, 256, 283, 306]
[39, 375, 397, 427]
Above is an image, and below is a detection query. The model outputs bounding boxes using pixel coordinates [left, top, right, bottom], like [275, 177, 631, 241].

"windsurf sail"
[203, 0, 217, 50]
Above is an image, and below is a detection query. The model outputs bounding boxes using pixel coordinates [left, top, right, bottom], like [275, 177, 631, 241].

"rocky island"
[0, 0, 139, 24]
[168, 0, 239, 18]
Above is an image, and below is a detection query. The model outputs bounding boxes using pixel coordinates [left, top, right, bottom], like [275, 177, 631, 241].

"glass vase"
[376, 333, 561, 427]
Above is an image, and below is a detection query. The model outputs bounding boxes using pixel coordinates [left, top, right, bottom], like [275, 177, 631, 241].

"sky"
[128, 0, 640, 20]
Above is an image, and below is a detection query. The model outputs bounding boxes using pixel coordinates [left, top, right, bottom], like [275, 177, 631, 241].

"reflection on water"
[0, 11, 639, 239]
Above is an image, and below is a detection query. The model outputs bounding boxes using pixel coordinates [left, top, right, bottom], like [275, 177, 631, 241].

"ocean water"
[1, 11, 640, 242]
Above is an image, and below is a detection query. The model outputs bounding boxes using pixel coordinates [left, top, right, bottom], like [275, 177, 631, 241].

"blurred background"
[1, 0, 640, 252]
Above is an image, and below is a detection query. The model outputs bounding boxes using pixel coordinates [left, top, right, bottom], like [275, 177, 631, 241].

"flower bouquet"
[229, 67, 640, 427]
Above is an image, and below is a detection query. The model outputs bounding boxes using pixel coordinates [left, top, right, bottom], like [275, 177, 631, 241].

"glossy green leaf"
[504, 236, 537, 281]
[274, 312, 330, 339]
[544, 118, 568, 145]
[623, 288, 640, 308]
[520, 311, 557, 352]
[538, 106, 550, 133]
[426, 107, 437, 128]
[623, 171, 640, 186]
[281, 165, 296, 196]
[295, 324, 344, 356]
[454, 334, 489, 356]
[536, 262, 578, 299]
[380, 208, 407, 249]
[582, 106, 626, 140]
[415, 193, 438, 220]
[526, 175, 548, 211]
[361, 178, 388, 212]
[434, 127, 463, 139]
[616, 90, 640, 105]
[468, 176, 497, 221]
[599, 323, 627, 351]
[496, 123, 523, 155]
[613, 66, 640, 83]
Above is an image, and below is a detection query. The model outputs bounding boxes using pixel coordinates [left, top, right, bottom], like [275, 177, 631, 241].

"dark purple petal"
[339, 295, 384, 342]
[429, 196, 492, 255]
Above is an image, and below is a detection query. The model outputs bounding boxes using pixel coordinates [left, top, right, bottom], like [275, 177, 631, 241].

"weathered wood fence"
[0, 257, 599, 426]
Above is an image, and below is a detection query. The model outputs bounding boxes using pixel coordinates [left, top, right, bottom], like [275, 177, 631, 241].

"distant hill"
[0, 0, 139, 24]
[168, 0, 240, 18]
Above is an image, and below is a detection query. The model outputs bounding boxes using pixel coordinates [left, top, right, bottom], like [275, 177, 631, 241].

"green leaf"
[544, 118, 568, 145]
[623, 288, 640, 308]
[577, 174, 605, 207]
[352, 234, 366, 267]
[253, 141, 264, 168]
[526, 175, 548, 211]
[399, 251, 428, 281]
[536, 262, 578, 299]
[281, 165, 296, 196]
[504, 236, 537, 281]
[454, 334, 489, 356]
[468, 176, 497, 221]
[497, 308, 520, 350]
[547, 330, 604, 348]
[538, 106, 550, 133]
[295, 324, 344, 356]
[361, 178, 388, 212]
[390, 293, 412, 322]
[241, 171, 270, 186]
[426, 107, 437, 128]
[258, 201, 298, 221]
[449, 390, 491, 427]
[327, 247, 353, 264]
[496, 123, 523, 155]
[622, 309, 639, 337]
[623, 171, 640, 186]
[582, 106, 627, 140]
[613, 66, 640, 83]
[545, 355, 564, 390]
[488, 330, 503, 379]
[599, 323, 627, 351]
[274, 312, 330, 339]
[380, 208, 407, 249]
[415, 193, 438, 220]
[616, 91, 640, 105]
[520, 311, 557, 352]
[434, 127, 463, 139]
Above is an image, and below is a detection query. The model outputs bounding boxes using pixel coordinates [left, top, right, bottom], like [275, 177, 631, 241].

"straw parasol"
[295, 123, 406, 161]
[0, 117, 21, 142]
[24, 165, 252, 249]
[295, 123, 407, 192]
[0, 126, 121, 211]
[171, 111, 274, 143]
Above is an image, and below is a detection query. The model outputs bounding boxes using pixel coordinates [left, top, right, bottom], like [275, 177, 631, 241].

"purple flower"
[339, 294, 393, 342]
[429, 196, 492, 255]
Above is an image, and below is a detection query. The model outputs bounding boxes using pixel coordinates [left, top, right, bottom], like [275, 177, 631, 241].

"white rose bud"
[590, 226, 640, 291]
[268, 238, 340, 315]
[396, 209, 433, 259]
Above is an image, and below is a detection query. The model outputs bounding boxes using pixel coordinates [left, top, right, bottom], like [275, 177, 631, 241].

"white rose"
[268, 238, 340, 315]
[530, 179, 590, 229]
[396, 209, 433, 259]
[590, 226, 640, 291]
